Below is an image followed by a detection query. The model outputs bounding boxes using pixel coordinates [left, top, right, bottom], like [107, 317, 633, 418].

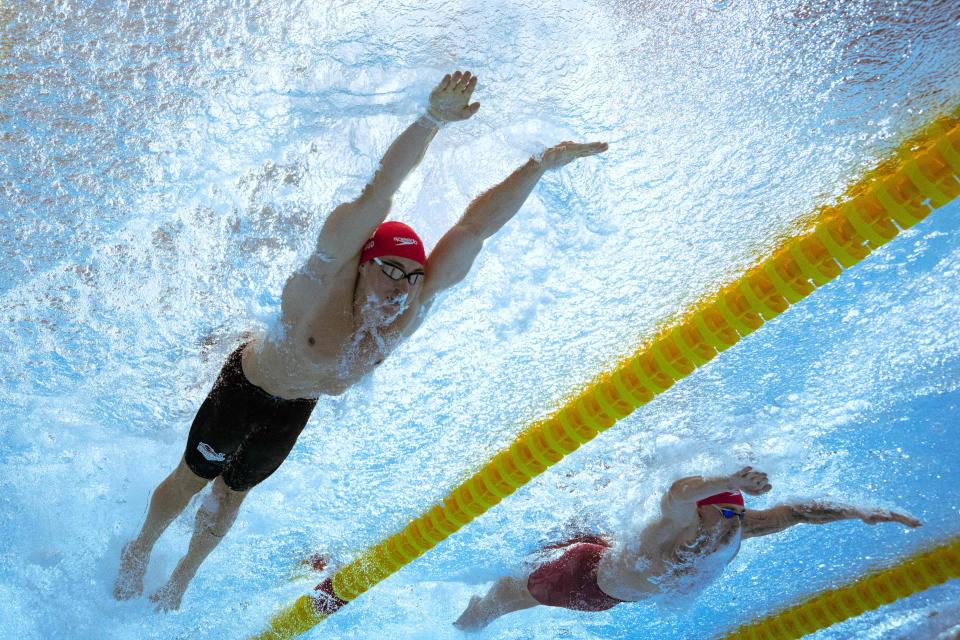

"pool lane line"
[718, 536, 960, 640]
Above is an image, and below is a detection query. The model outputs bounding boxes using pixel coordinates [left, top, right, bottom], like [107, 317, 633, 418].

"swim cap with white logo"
[359, 221, 426, 265]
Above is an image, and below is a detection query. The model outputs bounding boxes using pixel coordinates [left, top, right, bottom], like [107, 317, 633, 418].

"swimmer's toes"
[113, 544, 146, 600]
[453, 596, 483, 631]
[113, 579, 139, 600]
[113, 577, 143, 601]
[150, 583, 184, 612]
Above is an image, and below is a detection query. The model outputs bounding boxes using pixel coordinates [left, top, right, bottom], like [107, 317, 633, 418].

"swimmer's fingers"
[861, 509, 921, 527]
[580, 141, 609, 156]
[540, 141, 609, 169]
[444, 70, 474, 94]
[460, 72, 477, 95]
[565, 141, 609, 158]
[732, 466, 752, 481]
[899, 515, 922, 528]
[887, 511, 922, 528]
[735, 468, 771, 494]
[456, 72, 478, 114]
[428, 70, 480, 123]
[432, 71, 459, 96]
[740, 482, 771, 495]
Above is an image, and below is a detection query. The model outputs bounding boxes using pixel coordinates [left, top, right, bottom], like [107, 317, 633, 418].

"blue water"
[1, 1, 959, 639]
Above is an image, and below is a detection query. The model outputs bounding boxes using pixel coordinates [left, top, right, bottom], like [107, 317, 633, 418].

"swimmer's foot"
[453, 595, 486, 632]
[150, 575, 189, 612]
[288, 553, 330, 582]
[113, 542, 148, 600]
[304, 553, 328, 572]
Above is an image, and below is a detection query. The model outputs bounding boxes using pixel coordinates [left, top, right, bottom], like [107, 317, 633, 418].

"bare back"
[596, 512, 741, 601]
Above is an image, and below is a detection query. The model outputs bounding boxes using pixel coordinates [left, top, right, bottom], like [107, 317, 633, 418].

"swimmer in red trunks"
[113, 69, 608, 611]
[454, 466, 921, 631]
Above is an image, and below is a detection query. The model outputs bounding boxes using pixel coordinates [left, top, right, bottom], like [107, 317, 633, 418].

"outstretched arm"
[742, 502, 921, 539]
[661, 466, 771, 520]
[420, 141, 608, 301]
[313, 71, 481, 266]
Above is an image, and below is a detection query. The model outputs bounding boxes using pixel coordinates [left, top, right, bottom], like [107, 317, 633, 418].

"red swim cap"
[359, 221, 426, 266]
[696, 491, 745, 508]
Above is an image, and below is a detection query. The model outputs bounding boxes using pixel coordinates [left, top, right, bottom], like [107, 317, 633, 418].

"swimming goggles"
[373, 257, 424, 285]
[713, 505, 745, 520]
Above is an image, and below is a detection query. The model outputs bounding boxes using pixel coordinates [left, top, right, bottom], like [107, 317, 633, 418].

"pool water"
[1, 1, 958, 638]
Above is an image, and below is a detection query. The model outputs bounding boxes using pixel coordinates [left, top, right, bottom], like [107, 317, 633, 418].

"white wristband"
[420, 111, 446, 129]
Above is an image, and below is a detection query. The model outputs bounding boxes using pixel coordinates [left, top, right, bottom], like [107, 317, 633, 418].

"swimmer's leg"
[114, 457, 209, 600]
[150, 475, 247, 611]
[454, 576, 539, 632]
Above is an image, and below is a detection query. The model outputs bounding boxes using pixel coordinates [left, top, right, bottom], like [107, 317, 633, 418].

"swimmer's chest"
[282, 265, 358, 356]
[280, 263, 413, 370]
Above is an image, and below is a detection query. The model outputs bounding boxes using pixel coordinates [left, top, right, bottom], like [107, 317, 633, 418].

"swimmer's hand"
[730, 466, 772, 496]
[427, 70, 480, 124]
[537, 141, 609, 170]
[857, 508, 922, 528]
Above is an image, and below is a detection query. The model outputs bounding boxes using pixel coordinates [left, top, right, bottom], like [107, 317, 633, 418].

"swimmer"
[454, 466, 921, 631]
[113, 69, 608, 611]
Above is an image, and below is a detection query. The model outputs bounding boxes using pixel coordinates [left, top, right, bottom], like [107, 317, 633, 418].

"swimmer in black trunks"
[113, 69, 608, 611]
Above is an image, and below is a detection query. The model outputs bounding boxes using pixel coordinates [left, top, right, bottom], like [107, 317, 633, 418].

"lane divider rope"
[718, 537, 960, 640]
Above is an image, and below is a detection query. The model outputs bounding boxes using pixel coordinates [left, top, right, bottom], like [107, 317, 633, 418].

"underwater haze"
[1, 1, 959, 638]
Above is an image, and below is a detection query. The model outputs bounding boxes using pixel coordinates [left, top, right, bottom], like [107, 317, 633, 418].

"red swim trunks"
[526, 535, 624, 612]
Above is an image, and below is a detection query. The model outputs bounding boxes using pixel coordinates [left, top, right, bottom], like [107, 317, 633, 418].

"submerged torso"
[241, 254, 421, 399]
[596, 516, 742, 602]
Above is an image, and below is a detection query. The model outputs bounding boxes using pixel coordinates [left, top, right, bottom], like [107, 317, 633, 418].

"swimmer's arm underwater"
[741, 502, 922, 539]
[661, 466, 771, 519]
[313, 71, 480, 265]
[420, 140, 608, 300]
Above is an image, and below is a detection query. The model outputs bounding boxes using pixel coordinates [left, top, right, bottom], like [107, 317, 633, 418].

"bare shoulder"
[641, 505, 698, 543]
[659, 478, 703, 519]
[315, 195, 389, 265]
[304, 231, 362, 278]
[281, 253, 356, 325]
[419, 223, 484, 301]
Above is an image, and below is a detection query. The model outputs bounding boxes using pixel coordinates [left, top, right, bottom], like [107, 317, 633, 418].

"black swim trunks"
[183, 343, 317, 491]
